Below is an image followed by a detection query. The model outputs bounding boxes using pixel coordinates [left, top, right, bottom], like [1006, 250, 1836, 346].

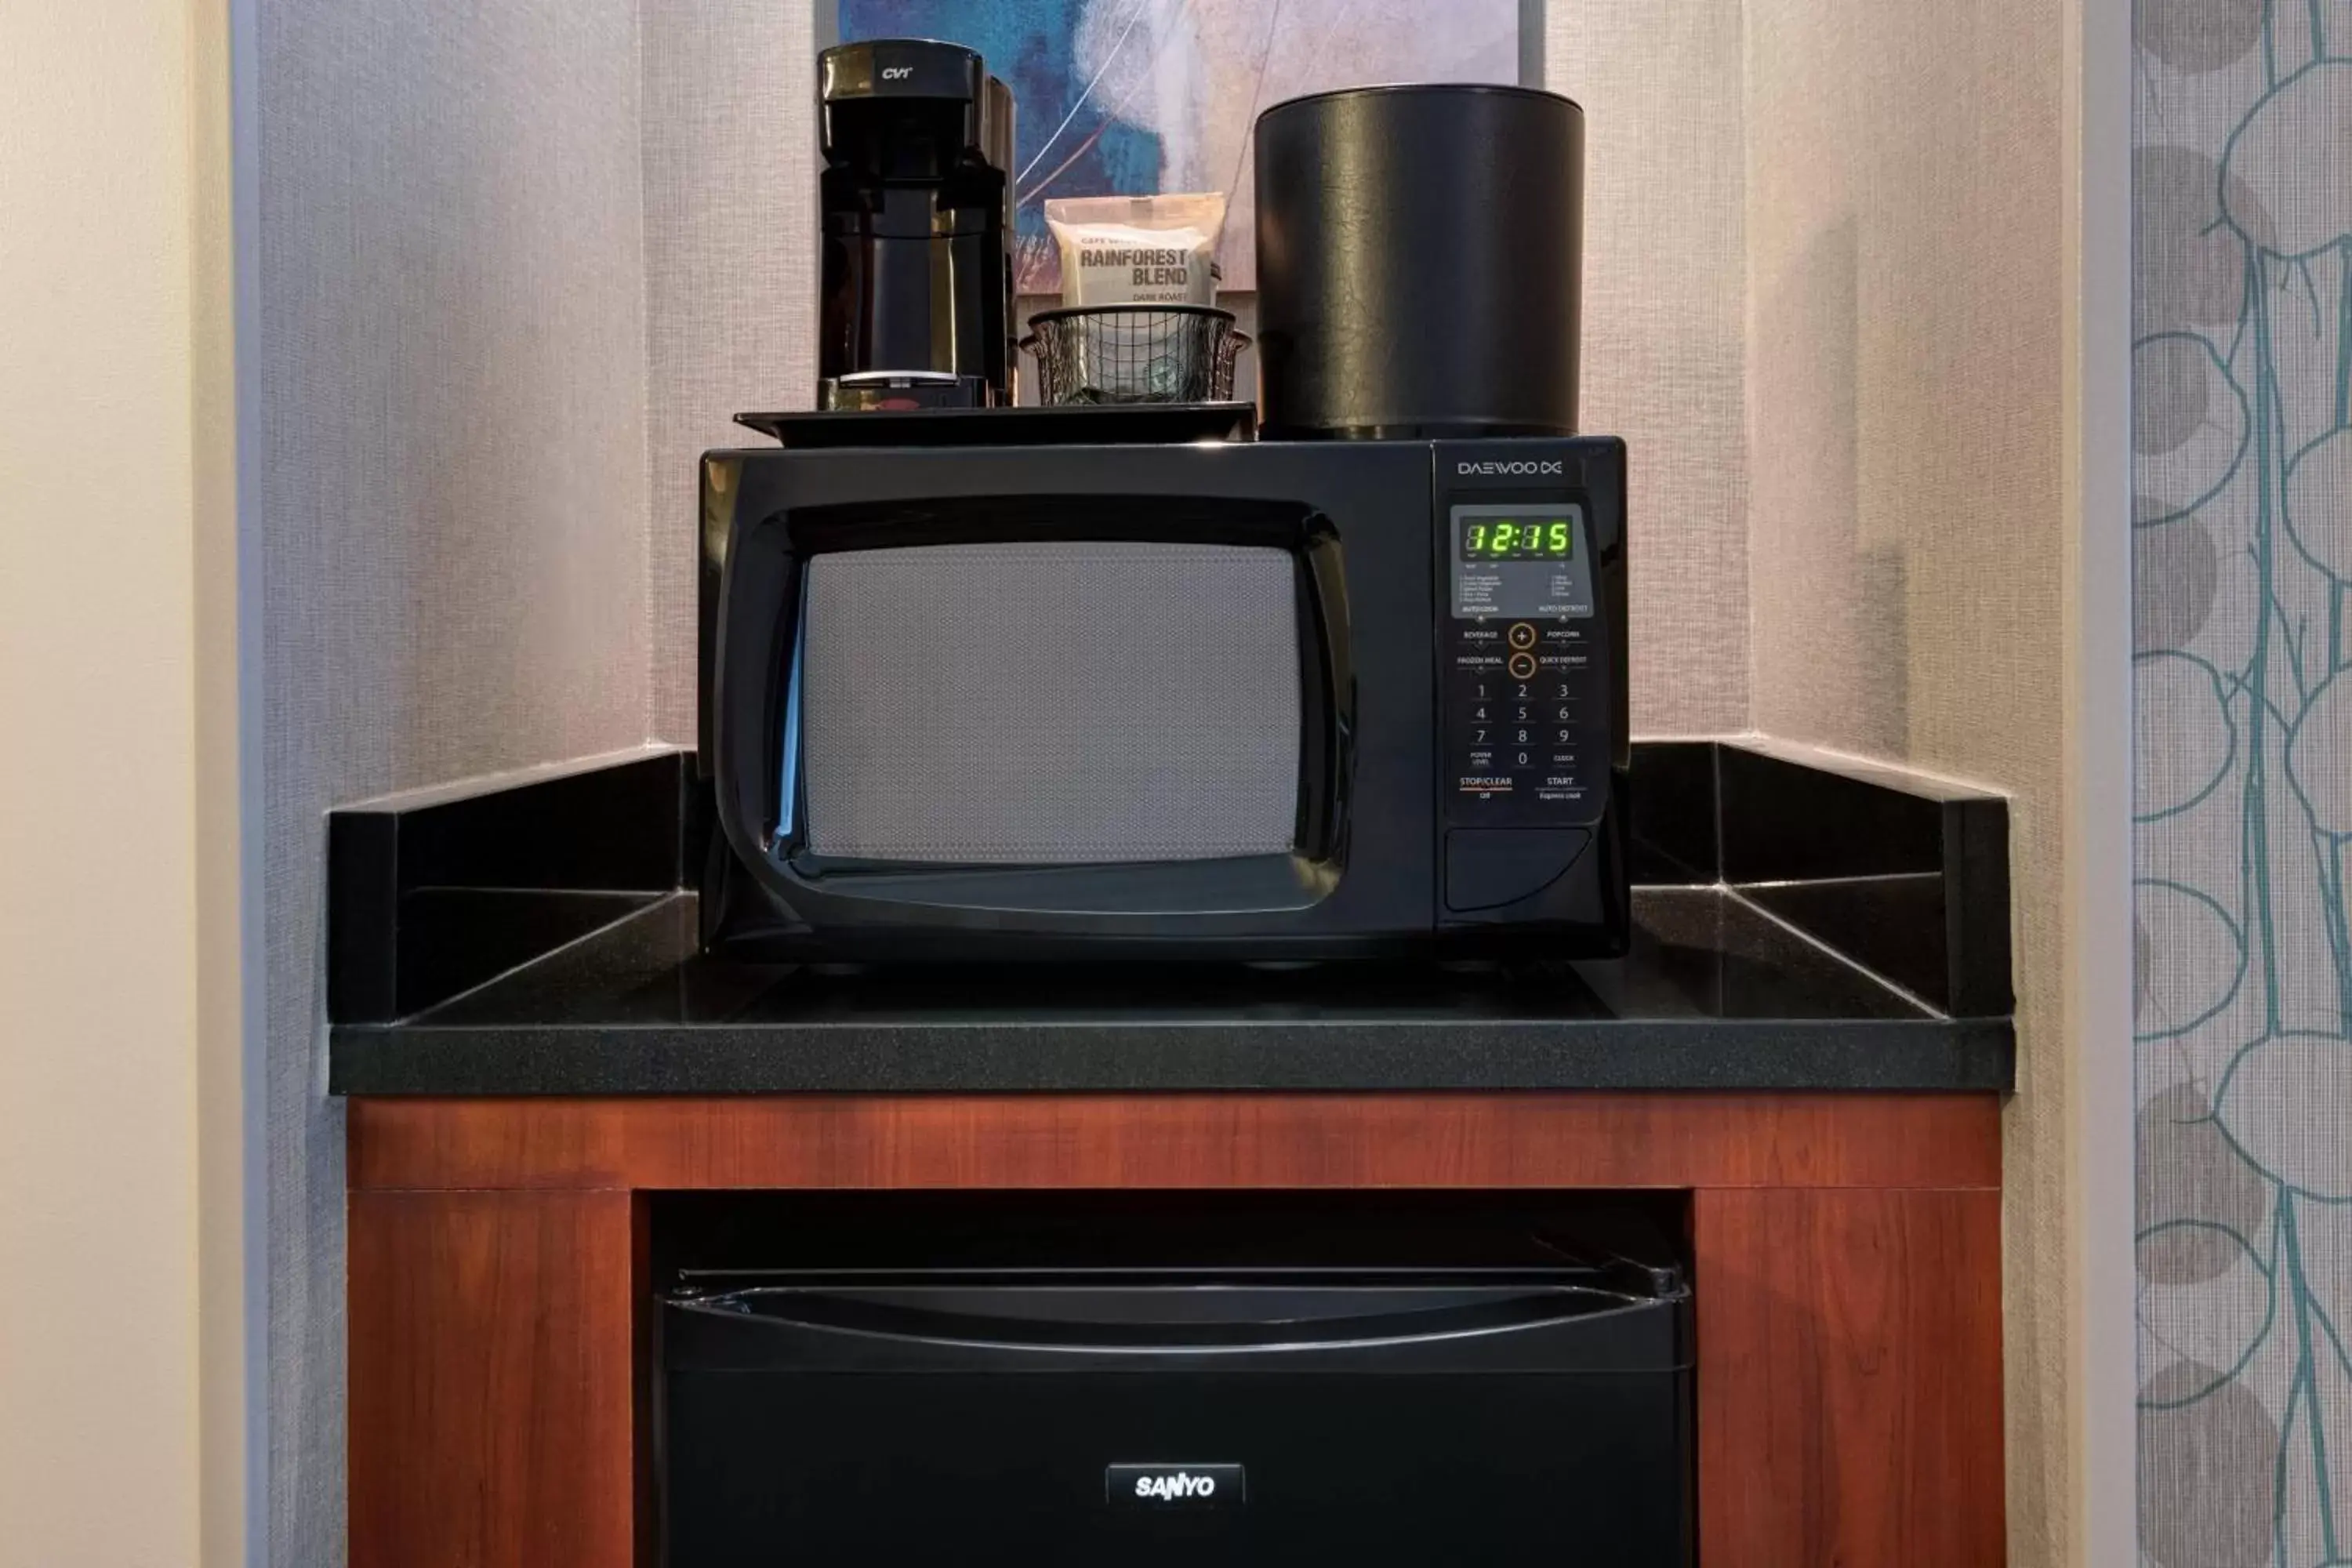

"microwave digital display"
[1458, 515, 1575, 561]
[1449, 505, 1595, 621]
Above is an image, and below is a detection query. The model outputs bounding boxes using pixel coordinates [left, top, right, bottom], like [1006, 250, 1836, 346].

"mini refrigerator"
[655, 1195, 1693, 1565]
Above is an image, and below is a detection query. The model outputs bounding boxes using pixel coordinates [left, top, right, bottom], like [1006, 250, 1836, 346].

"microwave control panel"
[1442, 503, 1608, 826]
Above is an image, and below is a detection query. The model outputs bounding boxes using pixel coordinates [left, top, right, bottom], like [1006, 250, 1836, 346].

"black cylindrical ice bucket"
[1254, 85, 1584, 440]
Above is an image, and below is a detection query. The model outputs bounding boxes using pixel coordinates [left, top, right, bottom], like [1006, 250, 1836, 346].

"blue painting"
[838, 0, 1520, 291]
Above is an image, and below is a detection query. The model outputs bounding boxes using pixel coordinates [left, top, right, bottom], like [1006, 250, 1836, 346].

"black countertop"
[328, 885, 2013, 1095]
[326, 741, 2014, 1096]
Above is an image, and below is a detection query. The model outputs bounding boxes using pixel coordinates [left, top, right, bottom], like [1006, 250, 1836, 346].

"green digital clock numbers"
[1460, 517, 1575, 561]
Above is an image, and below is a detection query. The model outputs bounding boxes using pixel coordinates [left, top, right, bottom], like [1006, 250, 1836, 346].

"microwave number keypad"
[1444, 505, 1606, 826]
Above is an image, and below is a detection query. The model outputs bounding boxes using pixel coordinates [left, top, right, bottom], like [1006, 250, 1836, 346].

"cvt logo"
[881, 64, 913, 79]
[1135, 1472, 1217, 1501]
[1457, 459, 1565, 476]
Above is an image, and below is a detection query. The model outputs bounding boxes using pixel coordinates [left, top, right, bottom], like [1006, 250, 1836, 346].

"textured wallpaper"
[2132, 2, 2352, 1563]
[642, 0, 818, 742]
[255, 0, 655, 1561]
[635, 0, 1753, 741]
[1740, 0, 2071, 1556]
[1544, 0, 1751, 736]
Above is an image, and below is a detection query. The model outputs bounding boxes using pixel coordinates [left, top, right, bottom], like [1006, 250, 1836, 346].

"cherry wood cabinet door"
[1695, 1187, 2006, 1566]
[348, 1189, 641, 1568]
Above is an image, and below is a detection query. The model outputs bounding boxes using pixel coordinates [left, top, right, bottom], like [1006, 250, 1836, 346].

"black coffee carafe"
[818, 40, 1015, 410]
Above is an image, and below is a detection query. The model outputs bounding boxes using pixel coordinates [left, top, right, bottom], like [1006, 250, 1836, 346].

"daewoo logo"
[1135, 1472, 1217, 1501]
[1457, 459, 1565, 476]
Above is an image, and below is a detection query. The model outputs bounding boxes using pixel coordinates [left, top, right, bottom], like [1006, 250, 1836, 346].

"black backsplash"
[1624, 742, 2012, 1017]
[1624, 742, 1720, 885]
[330, 742, 2010, 1025]
[328, 752, 688, 1024]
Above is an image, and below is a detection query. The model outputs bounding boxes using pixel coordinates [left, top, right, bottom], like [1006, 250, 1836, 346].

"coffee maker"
[818, 40, 1016, 411]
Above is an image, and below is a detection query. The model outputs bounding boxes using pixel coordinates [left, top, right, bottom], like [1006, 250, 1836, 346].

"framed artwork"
[835, 0, 1526, 292]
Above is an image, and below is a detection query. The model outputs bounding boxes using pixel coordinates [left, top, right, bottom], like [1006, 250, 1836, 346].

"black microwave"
[697, 433, 1628, 961]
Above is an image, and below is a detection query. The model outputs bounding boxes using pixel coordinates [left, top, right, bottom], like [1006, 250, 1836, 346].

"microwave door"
[702, 441, 1444, 959]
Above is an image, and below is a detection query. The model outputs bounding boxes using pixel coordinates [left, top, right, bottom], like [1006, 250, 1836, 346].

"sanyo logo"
[1134, 1472, 1218, 1501]
[1457, 459, 1565, 477]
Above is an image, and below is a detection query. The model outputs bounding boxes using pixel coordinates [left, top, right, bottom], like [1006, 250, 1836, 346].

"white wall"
[0, 2, 239, 1563]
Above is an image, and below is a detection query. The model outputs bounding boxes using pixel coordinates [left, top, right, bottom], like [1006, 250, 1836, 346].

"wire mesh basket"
[1022, 305, 1249, 405]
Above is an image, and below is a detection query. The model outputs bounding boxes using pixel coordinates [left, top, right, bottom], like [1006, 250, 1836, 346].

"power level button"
[1507, 622, 1538, 650]
[1506, 651, 1538, 680]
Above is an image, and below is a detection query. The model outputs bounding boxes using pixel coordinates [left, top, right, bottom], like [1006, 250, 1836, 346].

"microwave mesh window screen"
[800, 542, 1303, 864]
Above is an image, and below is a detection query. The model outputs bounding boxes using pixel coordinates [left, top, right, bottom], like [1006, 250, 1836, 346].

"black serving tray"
[735, 401, 1256, 449]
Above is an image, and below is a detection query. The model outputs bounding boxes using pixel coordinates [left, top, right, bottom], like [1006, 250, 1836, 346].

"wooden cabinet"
[347, 1092, 2004, 1566]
